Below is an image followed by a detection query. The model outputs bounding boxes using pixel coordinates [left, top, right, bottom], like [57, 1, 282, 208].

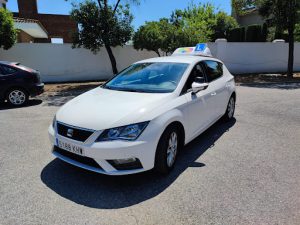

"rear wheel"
[223, 95, 235, 121]
[154, 126, 182, 174]
[7, 88, 28, 106]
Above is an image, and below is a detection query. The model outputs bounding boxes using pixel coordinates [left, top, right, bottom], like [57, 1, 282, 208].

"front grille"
[57, 122, 94, 142]
[53, 146, 102, 170]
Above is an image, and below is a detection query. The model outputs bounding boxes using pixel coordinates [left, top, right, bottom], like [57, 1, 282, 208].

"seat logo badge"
[67, 129, 74, 137]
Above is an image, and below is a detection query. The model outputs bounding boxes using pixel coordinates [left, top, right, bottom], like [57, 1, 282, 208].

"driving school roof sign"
[172, 43, 212, 57]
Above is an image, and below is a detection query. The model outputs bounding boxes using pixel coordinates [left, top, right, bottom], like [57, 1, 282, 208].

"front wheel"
[7, 88, 28, 106]
[154, 126, 181, 174]
[223, 95, 235, 121]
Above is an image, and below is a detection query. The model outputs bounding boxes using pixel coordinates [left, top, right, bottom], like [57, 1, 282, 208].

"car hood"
[56, 87, 174, 130]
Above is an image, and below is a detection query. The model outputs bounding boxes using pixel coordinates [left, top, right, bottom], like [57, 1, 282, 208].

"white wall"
[0, 42, 300, 82]
[212, 41, 300, 74]
[0, 44, 157, 82]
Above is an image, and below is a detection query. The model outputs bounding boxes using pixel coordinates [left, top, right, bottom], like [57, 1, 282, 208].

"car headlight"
[52, 115, 56, 128]
[96, 121, 149, 142]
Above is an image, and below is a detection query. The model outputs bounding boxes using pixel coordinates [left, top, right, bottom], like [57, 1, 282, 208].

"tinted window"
[104, 62, 189, 93]
[1, 65, 17, 75]
[203, 61, 223, 82]
[0, 66, 5, 75]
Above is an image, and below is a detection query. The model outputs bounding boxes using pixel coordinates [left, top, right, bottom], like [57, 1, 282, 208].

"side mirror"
[191, 82, 209, 94]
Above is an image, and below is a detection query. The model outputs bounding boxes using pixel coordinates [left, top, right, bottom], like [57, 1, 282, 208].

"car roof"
[0, 61, 19, 66]
[135, 55, 222, 64]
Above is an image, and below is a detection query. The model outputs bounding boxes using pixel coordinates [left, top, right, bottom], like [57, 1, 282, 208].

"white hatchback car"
[48, 45, 236, 175]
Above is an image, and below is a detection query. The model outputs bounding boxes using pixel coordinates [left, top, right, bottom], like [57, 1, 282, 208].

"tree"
[212, 11, 239, 40]
[133, 3, 238, 55]
[133, 20, 166, 57]
[133, 18, 195, 56]
[0, 8, 17, 50]
[256, 0, 300, 77]
[69, 0, 137, 74]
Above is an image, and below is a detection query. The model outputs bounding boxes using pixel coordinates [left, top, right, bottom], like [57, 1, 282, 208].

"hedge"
[227, 27, 245, 42]
[227, 24, 268, 42]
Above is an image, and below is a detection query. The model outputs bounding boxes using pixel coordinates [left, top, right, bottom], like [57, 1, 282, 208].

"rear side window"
[1, 65, 17, 75]
[203, 61, 223, 82]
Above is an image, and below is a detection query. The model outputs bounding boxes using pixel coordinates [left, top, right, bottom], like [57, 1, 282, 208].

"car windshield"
[103, 62, 189, 93]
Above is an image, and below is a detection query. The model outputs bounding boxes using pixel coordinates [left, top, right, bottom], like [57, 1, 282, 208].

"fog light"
[113, 158, 137, 165]
[108, 158, 143, 170]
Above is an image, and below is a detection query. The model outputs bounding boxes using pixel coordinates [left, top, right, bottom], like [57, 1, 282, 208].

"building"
[12, 0, 77, 43]
[233, 7, 265, 27]
[14, 17, 48, 43]
[0, 0, 7, 8]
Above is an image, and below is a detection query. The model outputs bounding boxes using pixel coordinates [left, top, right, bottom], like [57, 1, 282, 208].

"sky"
[7, 0, 232, 29]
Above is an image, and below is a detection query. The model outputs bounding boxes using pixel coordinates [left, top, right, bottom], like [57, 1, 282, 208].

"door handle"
[211, 92, 217, 96]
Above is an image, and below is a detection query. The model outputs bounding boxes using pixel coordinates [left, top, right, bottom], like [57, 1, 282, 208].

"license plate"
[57, 138, 84, 156]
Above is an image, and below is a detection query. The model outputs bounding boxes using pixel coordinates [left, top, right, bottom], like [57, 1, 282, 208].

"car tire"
[223, 95, 235, 122]
[154, 125, 182, 174]
[6, 88, 29, 107]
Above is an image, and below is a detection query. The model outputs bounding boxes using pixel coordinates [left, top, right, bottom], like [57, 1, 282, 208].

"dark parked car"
[0, 61, 44, 106]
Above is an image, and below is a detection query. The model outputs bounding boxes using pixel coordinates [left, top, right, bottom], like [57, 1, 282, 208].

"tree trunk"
[287, 29, 294, 78]
[105, 44, 118, 74]
[155, 50, 161, 57]
[287, 0, 296, 78]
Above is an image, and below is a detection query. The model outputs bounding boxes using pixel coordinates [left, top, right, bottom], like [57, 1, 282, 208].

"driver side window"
[0, 66, 6, 76]
[181, 63, 206, 94]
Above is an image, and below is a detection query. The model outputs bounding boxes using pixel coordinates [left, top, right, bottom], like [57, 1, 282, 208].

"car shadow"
[0, 99, 43, 110]
[41, 118, 236, 209]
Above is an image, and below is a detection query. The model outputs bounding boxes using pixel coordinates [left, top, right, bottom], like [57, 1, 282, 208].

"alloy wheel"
[227, 97, 235, 118]
[8, 90, 26, 106]
[166, 131, 178, 167]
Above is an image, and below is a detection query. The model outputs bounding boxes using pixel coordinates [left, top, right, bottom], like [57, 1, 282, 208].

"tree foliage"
[212, 11, 239, 40]
[133, 3, 238, 56]
[133, 19, 168, 57]
[295, 23, 300, 42]
[69, 0, 136, 74]
[0, 8, 17, 50]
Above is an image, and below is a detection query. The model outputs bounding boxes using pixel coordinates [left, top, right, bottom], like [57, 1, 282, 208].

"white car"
[48, 45, 236, 175]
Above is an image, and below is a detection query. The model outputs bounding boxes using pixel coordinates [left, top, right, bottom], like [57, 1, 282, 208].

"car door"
[0, 66, 9, 99]
[182, 63, 213, 140]
[0, 65, 19, 99]
[202, 60, 228, 118]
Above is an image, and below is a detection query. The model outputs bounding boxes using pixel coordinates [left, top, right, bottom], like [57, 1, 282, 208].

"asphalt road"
[0, 85, 299, 225]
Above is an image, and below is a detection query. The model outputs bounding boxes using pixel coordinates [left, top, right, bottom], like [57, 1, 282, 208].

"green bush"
[227, 24, 269, 42]
[261, 23, 268, 42]
[246, 24, 262, 42]
[0, 8, 17, 50]
[227, 27, 245, 42]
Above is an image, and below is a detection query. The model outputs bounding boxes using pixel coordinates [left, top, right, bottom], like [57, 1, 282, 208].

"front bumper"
[48, 123, 159, 175]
